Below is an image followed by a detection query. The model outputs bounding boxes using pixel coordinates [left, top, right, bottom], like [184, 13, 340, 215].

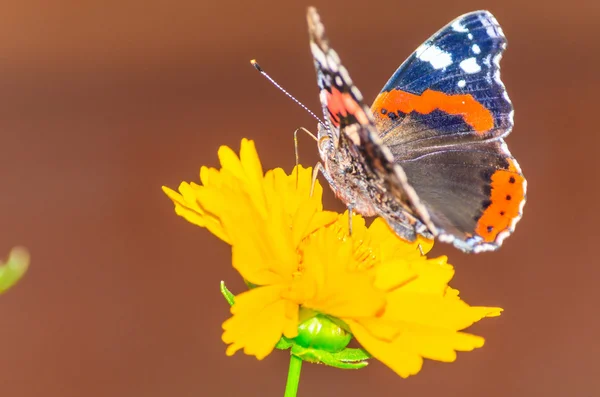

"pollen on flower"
[164, 138, 503, 378]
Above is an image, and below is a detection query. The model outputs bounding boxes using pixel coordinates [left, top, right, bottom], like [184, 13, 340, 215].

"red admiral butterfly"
[306, 7, 526, 253]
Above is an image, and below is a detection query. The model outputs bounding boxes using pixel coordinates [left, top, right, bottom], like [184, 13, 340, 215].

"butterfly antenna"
[250, 59, 326, 128]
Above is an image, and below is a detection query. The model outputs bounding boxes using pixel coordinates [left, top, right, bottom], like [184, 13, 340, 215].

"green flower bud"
[294, 314, 352, 353]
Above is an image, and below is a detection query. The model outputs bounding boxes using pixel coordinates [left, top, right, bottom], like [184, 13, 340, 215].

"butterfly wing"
[398, 141, 526, 252]
[306, 7, 433, 241]
[306, 7, 372, 137]
[372, 11, 513, 147]
[372, 11, 526, 252]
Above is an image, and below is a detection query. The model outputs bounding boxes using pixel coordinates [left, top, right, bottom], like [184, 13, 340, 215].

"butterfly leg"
[347, 205, 354, 236]
[310, 162, 325, 197]
[293, 127, 318, 188]
[417, 244, 424, 256]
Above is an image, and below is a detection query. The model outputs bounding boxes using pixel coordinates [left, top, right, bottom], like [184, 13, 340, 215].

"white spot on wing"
[468, 33, 473, 40]
[329, 50, 340, 64]
[459, 57, 481, 74]
[415, 42, 428, 58]
[451, 20, 468, 32]
[310, 42, 327, 66]
[417, 45, 453, 69]
[327, 54, 339, 72]
[319, 90, 328, 105]
[472, 44, 481, 54]
[339, 66, 352, 85]
[483, 54, 492, 67]
[457, 79, 466, 88]
[350, 86, 363, 101]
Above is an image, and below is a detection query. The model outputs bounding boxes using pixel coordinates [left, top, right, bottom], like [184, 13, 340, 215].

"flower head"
[163, 138, 502, 378]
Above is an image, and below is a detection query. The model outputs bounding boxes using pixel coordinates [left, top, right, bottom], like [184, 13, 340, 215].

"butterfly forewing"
[372, 11, 513, 155]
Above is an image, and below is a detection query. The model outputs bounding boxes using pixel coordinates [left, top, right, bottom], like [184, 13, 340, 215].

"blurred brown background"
[0, 0, 598, 396]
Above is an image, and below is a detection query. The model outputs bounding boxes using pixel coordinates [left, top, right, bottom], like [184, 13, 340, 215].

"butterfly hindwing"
[370, 10, 526, 252]
[397, 141, 526, 252]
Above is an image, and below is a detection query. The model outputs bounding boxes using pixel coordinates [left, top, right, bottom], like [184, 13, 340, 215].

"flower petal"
[162, 185, 230, 244]
[349, 319, 487, 378]
[239, 138, 264, 186]
[224, 189, 297, 285]
[348, 319, 424, 378]
[222, 285, 299, 360]
[218, 145, 245, 180]
[369, 218, 434, 256]
[392, 255, 455, 296]
[383, 290, 503, 331]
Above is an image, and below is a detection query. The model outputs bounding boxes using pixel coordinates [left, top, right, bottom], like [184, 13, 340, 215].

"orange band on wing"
[475, 159, 525, 242]
[372, 89, 494, 133]
[324, 87, 370, 127]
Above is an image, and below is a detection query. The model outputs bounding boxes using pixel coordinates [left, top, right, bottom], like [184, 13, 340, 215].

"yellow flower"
[163, 138, 502, 378]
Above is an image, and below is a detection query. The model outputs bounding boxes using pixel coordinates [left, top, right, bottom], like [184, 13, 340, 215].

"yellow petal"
[218, 145, 245, 179]
[348, 319, 424, 378]
[349, 319, 487, 378]
[239, 139, 264, 185]
[199, 166, 222, 189]
[231, 232, 296, 286]
[291, 203, 337, 248]
[222, 285, 298, 359]
[384, 290, 503, 331]
[224, 192, 296, 286]
[374, 257, 418, 291]
[162, 185, 230, 244]
[239, 139, 268, 211]
[396, 255, 455, 295]
[369, 218, 433, 256]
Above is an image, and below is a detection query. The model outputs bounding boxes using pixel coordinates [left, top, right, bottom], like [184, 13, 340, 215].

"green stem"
[283, 354, 303, 397]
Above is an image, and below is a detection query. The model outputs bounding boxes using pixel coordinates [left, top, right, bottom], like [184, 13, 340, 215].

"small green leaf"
[321, 357, 368, 370]
[275, 336, 294, 350]
[220, 281, 235, 306]
[332, 347, 371, 363]
[0, 247, 29, 294]
[291, 345, 369, 369]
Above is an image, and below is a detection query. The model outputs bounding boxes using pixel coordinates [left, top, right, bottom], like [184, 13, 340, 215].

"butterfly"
[306, 7, 526, 253]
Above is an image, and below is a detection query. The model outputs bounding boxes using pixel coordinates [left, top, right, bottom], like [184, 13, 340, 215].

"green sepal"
[333, 347, 371, 363]
[275, 336, 294, 350]
[219, 281, 235, 306]
[291, 344, 370, 369]
[0, 247, 29, 294]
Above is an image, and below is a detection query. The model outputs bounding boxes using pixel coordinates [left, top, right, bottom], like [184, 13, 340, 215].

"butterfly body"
[306, 7, 526, 253]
